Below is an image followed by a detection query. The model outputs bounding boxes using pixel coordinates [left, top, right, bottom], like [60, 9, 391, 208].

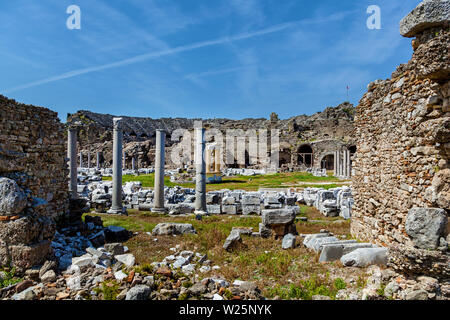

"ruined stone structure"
[67, 102, 356, 172]
[0, 95, 68, 270]
[351, 0, 449, 277]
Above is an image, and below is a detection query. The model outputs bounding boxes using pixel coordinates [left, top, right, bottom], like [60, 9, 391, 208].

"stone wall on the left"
[0, 94, 68, 271]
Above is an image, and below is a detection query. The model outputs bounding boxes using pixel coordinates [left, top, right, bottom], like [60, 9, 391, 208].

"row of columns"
[334, 148, 351, 179]
[78, 150, 139, 170]
[78, 151, 102, 169]
[205, 144, 221, 174]
[68, 122, 209, 215]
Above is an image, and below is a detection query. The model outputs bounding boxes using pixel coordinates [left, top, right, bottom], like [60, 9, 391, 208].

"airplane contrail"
[4, 11, 355, 93]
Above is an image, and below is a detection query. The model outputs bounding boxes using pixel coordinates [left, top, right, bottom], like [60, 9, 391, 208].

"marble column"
[68, 128, 78, 199]
[214, 147, 221, 173]
[335, 150, 340, 177]
[153, 129, 166, 213]
[132, 157, 136, 171]
[108, 118, 126, 214]
[346, 149, 351, 178]
[347, 150, 352, 178]
[79, 152, 83, 168]
[87, 151, 91, 169]
[333, 151, 336, 176]
[205, 147, 211, 174]
[194, 127, 207, 214]
[96, 152, 101, 170]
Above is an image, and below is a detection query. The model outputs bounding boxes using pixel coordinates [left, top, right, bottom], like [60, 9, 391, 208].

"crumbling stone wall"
[0, 95, 68, 270]
[351, 17, 449, 246]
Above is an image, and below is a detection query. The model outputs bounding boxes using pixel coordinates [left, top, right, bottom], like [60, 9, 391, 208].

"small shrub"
[94, 281, 120, 300]
[134, 263, 153, 275]
[178, 293, 189, 300]
[0, 267, 22, 288]
[333, 278, 346, 291]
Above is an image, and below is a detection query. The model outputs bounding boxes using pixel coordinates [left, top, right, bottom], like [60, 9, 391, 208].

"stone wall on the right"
[351, 2, 449, 248]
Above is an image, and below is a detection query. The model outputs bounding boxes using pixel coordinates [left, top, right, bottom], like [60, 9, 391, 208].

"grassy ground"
[84, 205, 367, 300]
[102, 171, 348, 191]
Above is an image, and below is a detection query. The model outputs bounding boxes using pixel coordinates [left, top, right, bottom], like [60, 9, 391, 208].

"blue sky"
[0, 0, 421, 121]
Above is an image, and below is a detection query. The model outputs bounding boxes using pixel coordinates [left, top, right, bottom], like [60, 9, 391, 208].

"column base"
[107, 207, 127, 215]
[194, 210, 209, 215]
[151, 207, 168, 213]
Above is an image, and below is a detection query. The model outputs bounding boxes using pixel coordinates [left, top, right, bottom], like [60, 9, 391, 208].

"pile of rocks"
[223, 168, 266, 176]
[2, 239, 264, 301]
[78, 176, 304, 216]
[300, 230, 386, 265]
[306, 168, 327, 177]
[300, 186, 353, 219]
[336, 265, 450, 301]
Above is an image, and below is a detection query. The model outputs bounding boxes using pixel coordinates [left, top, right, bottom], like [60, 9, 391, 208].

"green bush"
[0, 267, 22, 288]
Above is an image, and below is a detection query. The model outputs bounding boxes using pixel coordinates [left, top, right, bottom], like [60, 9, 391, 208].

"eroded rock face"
[400, 0, 450, 38]
[424, 169, 450, 209]
[0, 177, 27, 216]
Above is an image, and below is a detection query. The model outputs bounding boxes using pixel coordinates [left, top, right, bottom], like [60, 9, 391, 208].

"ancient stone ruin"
[0, 95, 68, 271]
[0, 0, 448, 302]
[352, 0, 449, 279]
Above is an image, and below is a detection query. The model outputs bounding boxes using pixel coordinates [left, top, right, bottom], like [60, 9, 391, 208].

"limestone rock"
[0, 177, 27, 215]
[341, 248, 388, 267]
[223, 229, 242, 251]
[400, 0, 450, 38]
[125, 285, 151, 300]
[151, 223, 197, 236]
[115, 253, 135, 268]
[405, 207, 447, 250]
[281, 234, 296, 249]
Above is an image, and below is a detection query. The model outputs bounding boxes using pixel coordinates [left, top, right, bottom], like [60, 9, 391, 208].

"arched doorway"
[297, 144, 313, 167]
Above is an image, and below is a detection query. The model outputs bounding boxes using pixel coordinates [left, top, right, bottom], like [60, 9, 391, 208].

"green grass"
[83, 206, 365, 301]
[102, 171, 345, 191]
[94, 281, 120, 300]
[264, 275, 347, 300]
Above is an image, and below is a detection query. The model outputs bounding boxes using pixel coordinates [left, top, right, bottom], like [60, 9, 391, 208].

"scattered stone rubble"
[1, 223, 263, 301]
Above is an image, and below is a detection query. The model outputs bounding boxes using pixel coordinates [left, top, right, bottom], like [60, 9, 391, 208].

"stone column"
[96, 152, 101, 170]
[108, 118, 126, 214]
[79, 152, 83, 168]
[68, 128, 78, 199]
[333, 151, 337, 176]
[205, 147, 211, 174]
[153, 129, 166, 213]
[194, 126, 207, 214]
[347, 150, 352, 178]
[346, 149, 351, 178]
[132, 157, 136, 171]
[214, 146, 221, 173]
[336, 150, 341, 177]
[87, 151, 91, 169]
[342, 150, 346, 178]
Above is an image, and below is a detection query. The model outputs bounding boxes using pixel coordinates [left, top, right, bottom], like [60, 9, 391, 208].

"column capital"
[113, 117, 123, 130]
